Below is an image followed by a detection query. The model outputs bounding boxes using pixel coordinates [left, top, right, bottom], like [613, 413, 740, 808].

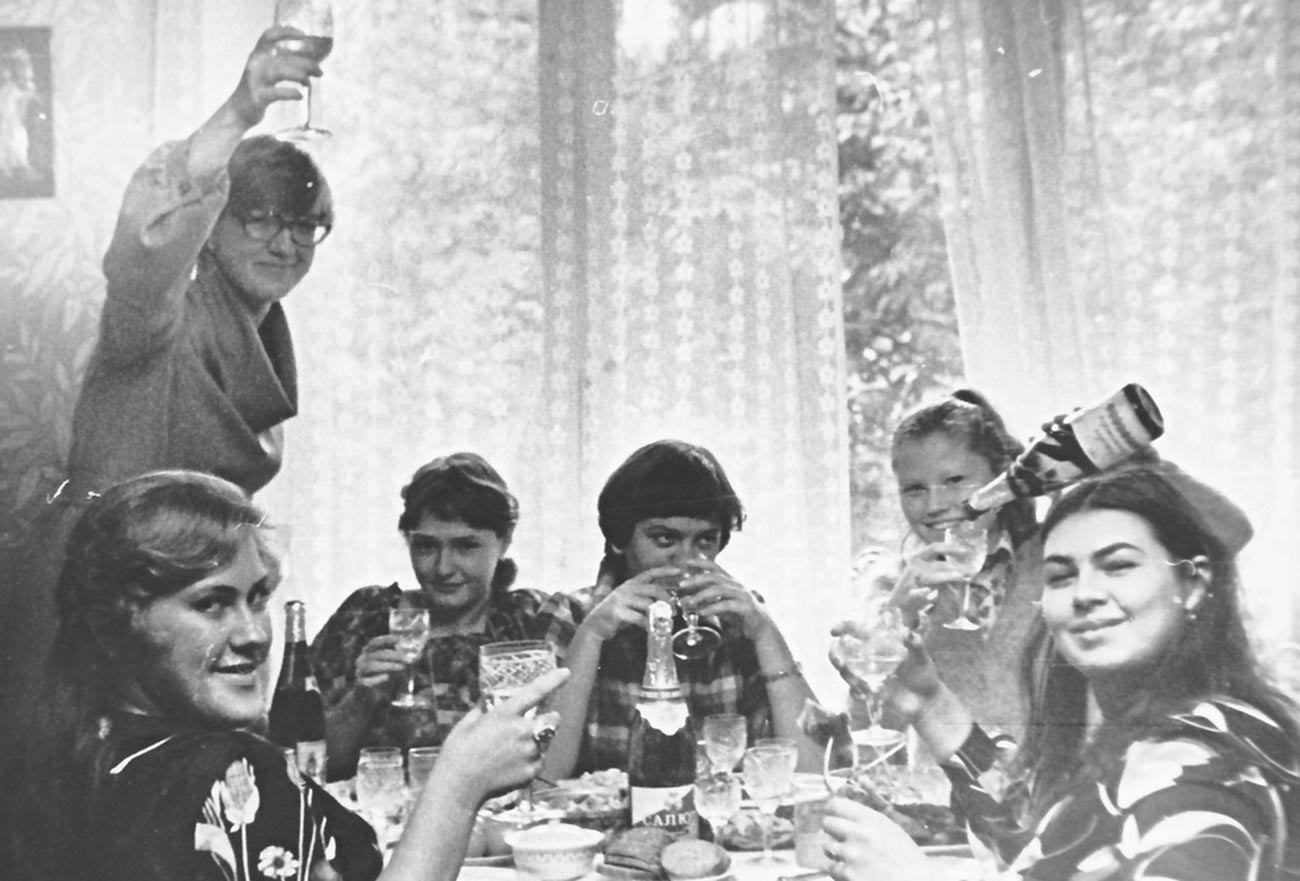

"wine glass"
[702, 713, 747, 772]
[479, 640, 557, 813]
[672, 569, 721, 660]
[940, 521, 990, 631]
[388, 607, 431, 707]
[695, 771, 743, 843]
[356, 746, 406, 845]
[273, 0, 334, 142]
[831, 595, 908, 750]
[742, 737, 800, 864]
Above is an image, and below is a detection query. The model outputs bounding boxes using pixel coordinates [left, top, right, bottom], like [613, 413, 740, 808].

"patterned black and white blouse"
[101, 714, 381, 881]
[944, 696, 1300, 880]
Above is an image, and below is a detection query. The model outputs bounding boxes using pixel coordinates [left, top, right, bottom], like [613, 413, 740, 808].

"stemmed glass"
[940, 521, 990, 631]
[831, 595, 908, 750]
[742, 737, 800, 864]
[388, 608, 431, 707]
[356, 746, 406, 847]
[272, 0, 334, 142]
[702, 713, 747, 772]
[672, 569, 721, 660]
[479, 640, 557, 814]
[695, 771, 743, 843]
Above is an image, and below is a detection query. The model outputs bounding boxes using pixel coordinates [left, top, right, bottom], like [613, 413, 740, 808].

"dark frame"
[0, 26, 54, 199]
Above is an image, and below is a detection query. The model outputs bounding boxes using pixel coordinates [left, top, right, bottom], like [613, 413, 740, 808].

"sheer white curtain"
[533, 0, 849, 697]
[254, 0, 850, 695]
[915, 0, 1300, 644]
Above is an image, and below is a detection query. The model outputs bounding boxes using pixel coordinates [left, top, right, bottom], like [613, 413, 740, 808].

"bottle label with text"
[630, 784, 697, 837]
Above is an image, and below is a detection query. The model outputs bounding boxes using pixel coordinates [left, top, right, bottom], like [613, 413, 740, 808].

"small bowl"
[506, 822, 605, 880]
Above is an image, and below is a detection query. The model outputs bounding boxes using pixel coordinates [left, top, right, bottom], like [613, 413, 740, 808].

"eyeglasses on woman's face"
[235, 209, 332, 247]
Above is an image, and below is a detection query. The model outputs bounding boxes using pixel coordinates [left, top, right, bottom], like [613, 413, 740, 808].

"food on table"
[659, 840, 730, 880]
[835, 779, 963, 847]
[600, 826, 677, 878]
[713, 808, 794, 851]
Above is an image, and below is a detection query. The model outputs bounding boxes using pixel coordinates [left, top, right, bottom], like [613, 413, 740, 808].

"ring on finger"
[532, 718, 557, 750]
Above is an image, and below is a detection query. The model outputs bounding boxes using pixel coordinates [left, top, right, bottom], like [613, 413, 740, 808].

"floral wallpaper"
[0, 0, 161, 550]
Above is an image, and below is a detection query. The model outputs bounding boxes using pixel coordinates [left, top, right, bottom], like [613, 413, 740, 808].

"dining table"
[326, 772, 986, 881]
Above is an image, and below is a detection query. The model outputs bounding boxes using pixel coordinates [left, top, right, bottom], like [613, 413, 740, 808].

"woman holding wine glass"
[831, 389, 1043, 741]
[1, 470, 570, 881]
[0, 24, 333, 739]
[534, 439, 821, 779]
[312, 453, 550, 778]
[821, 463, 1300, 881]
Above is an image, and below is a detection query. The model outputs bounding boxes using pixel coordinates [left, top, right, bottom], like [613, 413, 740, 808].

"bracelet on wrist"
[758, 662, 803, 685]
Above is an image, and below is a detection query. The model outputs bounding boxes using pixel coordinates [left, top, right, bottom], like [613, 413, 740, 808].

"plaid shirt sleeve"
[309, 584, 400, 708]
[530, 587, 594, 660]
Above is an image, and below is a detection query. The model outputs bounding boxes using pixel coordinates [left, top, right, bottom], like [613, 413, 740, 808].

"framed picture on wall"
[1, 26, 54, 199]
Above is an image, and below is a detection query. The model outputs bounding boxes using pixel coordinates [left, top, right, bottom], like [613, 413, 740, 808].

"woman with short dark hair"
[536, 439, 819, 778]
[311, 453, 549, 777]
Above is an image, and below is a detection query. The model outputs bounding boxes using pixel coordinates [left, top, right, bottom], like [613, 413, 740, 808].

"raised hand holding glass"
[273, 0, 334, 141]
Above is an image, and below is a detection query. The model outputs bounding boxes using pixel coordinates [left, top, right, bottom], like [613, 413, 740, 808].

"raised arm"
[98, 26, 321, 362]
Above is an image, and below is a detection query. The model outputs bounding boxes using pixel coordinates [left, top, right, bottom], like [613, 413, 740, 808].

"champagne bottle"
[627, 600, 698, 836]
[963, 382, 1165, 516]
[268, 600, 328, 781]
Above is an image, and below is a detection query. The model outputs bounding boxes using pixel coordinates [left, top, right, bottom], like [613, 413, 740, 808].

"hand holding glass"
[272, 0, 334, 141]
[742, 738, 799, 864]
[940, 521, 990, 631]
[388, 608, 430, 707]
[832, 596, 907, 749]
[478, 641, 556, 814]
[672, 568, 721, 659]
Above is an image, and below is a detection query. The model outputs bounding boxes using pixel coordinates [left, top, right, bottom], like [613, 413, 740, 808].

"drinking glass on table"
[742, 737, 799, 864]
[702, 713, 747, 772]
[479, 640, 557, 813]
[388, 607, 431, 707]
[356, 746, 406, 844]
[273, 0, 334, 142]
[695, 771, 743, 844]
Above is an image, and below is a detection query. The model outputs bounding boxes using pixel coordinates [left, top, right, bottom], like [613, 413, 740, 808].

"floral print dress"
[102, 714, 381, 881]
[944, 697, 1300, 880]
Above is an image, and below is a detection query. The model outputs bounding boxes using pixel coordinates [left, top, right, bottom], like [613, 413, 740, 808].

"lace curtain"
[258, 0, 849, 693]
[914, 0, 1300, 643]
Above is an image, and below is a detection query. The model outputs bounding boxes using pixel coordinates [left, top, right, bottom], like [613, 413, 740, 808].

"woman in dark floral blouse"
[822, 462, 1300, 881]
[312, 453, 549, 777]
[2, 470, 567, 881]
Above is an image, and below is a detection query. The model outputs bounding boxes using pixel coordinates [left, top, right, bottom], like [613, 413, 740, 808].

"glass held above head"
[272, 0, 335, 142]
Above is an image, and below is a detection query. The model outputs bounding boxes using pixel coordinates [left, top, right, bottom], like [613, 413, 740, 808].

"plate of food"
[534, 768, 629, 836]
[712, 807, 794, 851]
[600, 828, 734, 881]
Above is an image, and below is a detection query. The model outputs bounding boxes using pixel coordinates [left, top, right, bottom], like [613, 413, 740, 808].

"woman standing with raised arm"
[2, 26, 334, 732]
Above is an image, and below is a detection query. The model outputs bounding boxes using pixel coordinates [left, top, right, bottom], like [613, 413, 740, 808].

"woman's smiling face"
[125, 534, 276, 728]
[1040, 508, 1203, 685]
[892, 432, 997, 543]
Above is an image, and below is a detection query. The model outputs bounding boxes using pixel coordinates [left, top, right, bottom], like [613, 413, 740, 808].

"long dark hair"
[1016, 464, 1300, 833]
[5, 471, 276, 881]
[891, 388, 1038, 548]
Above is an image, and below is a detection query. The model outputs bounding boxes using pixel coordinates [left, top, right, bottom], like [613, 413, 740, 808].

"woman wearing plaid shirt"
[535, 439, 821, 778]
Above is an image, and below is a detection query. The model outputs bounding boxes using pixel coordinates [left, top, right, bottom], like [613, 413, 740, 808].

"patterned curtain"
[915, 0, 1299, 643]
[532, 0, 849, 696]
[261, 0, 849, 693]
